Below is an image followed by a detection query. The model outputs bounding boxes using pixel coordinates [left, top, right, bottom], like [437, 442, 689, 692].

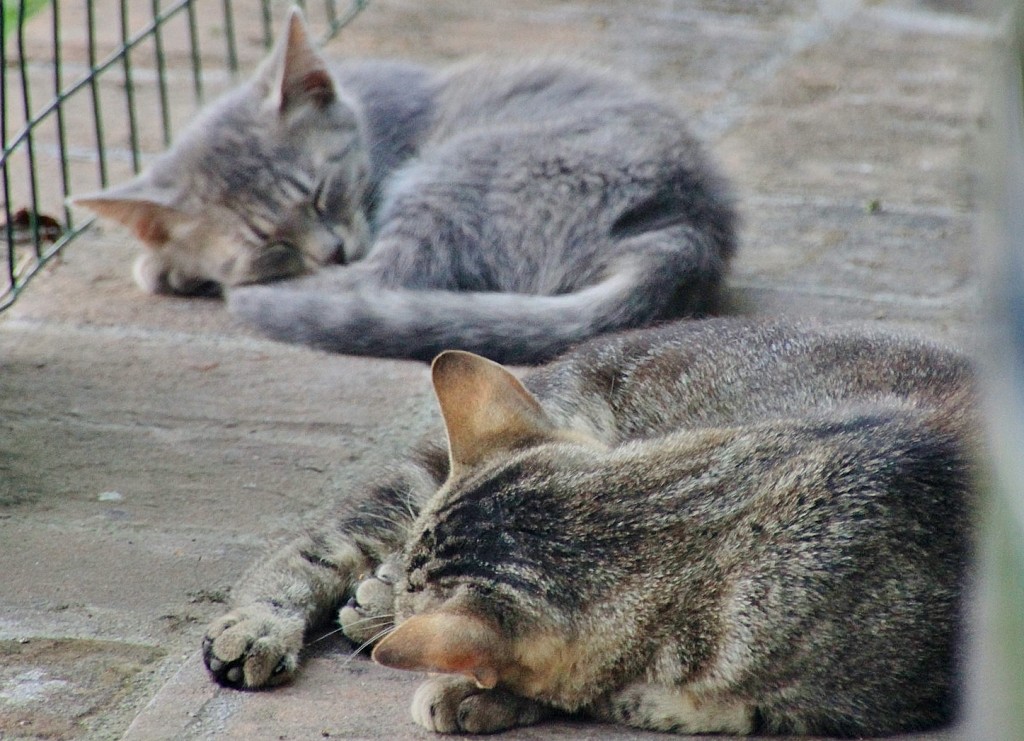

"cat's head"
[74, 9, 371, 295]
[372, 351, 616, 703]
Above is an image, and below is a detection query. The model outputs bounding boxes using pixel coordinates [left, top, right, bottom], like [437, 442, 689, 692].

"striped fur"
[202, 318, 975, 738]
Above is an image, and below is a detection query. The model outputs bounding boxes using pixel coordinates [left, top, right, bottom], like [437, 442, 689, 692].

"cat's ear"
[431, 350, 557, 475]
[73, 180, 186, 248]
[263, 8, 335, 111]
[371, 612, 507, 689]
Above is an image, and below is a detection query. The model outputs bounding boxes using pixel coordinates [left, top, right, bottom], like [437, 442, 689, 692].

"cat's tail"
[227, 260, 723, 364]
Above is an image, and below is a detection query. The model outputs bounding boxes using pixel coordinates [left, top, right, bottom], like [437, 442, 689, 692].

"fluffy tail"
[227, 267, 713, 364]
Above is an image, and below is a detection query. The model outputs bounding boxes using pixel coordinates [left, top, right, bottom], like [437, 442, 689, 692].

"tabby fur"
[202, 318, 974, 737]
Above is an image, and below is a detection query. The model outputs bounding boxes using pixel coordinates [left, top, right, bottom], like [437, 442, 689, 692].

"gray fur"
[201, 318, 975, 737]
[76, 11, 734, 364]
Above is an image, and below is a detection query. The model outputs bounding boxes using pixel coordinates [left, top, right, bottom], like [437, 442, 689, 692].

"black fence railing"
[0, 0, 368, 311]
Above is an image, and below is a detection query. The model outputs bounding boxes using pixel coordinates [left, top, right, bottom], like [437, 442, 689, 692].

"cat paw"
[202, 604, 304, 689]
[411, 676, 550, 734]
[134, 252, 219, 296]
[132, 252, 168, 294]
[238, 241, 307, 284]
[338, 557, 401, 647]
[591, 683, 755, 734]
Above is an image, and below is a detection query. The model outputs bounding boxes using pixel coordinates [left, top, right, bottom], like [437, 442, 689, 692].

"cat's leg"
[202, 446, 447, 688]
[133, 251, 220, 297]
[202, 527, 371, 688]
[337, 552, 403, 646]
[411, 675, 553, 734]
[588, 682, 754, 735]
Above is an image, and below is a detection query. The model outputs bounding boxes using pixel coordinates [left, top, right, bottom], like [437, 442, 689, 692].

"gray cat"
[75, 10, 735, 364]
[202, 318, 975, 737]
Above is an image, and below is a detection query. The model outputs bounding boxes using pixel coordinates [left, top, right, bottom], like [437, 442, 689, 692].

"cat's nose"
[325, 239, 347, 264]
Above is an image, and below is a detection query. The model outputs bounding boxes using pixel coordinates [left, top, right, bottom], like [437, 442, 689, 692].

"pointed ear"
[431, 351, 558, 476]
[262, 7, 335, 111]
[73, 181, 186, 248]
[371, 612, 507, 689]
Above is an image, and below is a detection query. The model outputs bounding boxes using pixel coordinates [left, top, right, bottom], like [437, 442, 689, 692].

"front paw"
[133, 253, 219, 296]
[412, 675, 550, 734]
[338, 557, 400, 647]
[202, 604, 304, 689]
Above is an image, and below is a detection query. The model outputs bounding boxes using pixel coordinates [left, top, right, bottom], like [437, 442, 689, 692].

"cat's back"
[330, 59, 435, 128]
[426, 57, 688, 140]
[528, 322, 974, 734]
[328, 59, 437, 183]
[527, 319, 974, 442]
[330, 56, 674, 145]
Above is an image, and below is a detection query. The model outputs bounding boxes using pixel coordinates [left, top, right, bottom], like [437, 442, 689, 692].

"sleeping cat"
[202, 318, 975, 737]
[75, 9, 735, 364]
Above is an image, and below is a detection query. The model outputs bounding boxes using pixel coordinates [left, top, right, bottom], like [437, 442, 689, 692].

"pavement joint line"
[695, 4, 861, 138]
[0, 405, 378, 434]
[729, 279, 979, 308]
[740, 192, 972, 219]
[863, 5, 1003, 37]
[1, 515, 270, 543]
[17, 58, 239, 86]
[2, 415, 387, 453]
[0, 1, 990, 736]
[697, 2, 999, 142]
[0, 315, 296, 354]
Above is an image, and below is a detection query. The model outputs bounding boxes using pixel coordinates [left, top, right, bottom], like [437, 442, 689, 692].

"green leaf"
[3, 0, 51, 41]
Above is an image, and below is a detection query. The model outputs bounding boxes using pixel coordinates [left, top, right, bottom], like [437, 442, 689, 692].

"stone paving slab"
[727, 194, 982, 341]
[0, 639, 164, 740]
[715, 12, 992, 210]
[0, 0, 999, 739]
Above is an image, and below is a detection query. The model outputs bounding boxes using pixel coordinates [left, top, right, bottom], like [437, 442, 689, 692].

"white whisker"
[400, 492, 420, 522]
[357, 509, 415, 531]
[341, 624, 397, 667]
[308, 612, 395, 648]
[341, 613, 396, 631]
[308, 625, 348, 645]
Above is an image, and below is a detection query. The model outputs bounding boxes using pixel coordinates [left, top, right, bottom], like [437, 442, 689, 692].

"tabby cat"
[202, 318, 975, 737]
[75, 10, 735, 364]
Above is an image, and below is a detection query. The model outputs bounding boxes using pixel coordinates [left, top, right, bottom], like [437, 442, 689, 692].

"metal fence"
[0, 0, 368, 312]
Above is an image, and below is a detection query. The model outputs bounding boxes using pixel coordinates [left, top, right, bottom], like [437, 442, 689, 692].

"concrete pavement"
[0, 0, 1001, 738]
